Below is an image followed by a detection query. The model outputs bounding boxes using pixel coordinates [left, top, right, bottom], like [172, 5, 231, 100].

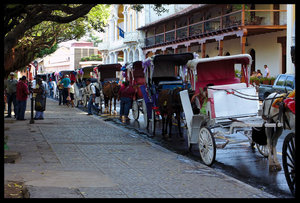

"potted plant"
[261, 77, 270, 85]
[270, 77, 276, 85]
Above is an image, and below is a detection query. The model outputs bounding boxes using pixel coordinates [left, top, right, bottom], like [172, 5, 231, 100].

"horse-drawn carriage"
[124, 61, 148, 124]
[96, 63, 122, 114]
[74, 66, 102, 109]
[179, 53, 295, 187]
[141, 53, 194, 137]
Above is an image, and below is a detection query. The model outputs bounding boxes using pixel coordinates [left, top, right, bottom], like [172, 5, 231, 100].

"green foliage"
[85, 4, 111, 32]
[36, 43, 58, 58]
[80, 54, 102, 61]
[131, 4, 169, 16]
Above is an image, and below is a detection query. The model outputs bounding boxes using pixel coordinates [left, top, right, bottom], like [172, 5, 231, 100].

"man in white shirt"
[86, 78, 99, 115]
[263, 64, 270, 78]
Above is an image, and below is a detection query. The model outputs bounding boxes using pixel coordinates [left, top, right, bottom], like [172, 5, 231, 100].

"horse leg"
[161, 115, 166, 137]
[104, 97, 108, 113]
[113, 97, 117, 115]
[168, 114, 173, 139]
[272, 127, 283, 171]
[266, 126, 277, 172]
[109, 98, 112, 115]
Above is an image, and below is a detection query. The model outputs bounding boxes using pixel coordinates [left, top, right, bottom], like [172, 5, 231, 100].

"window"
[275, 75, 286, 86]
[285, 76, 294, 89]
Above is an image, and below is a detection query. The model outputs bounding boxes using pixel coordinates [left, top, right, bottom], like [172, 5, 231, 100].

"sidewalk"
[4, 98, 276, 198]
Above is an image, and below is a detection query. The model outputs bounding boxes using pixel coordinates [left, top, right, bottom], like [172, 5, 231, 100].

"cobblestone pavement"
[4, 98, 276, 198]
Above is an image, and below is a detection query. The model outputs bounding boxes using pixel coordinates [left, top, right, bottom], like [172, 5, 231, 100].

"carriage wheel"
[282, 132, 295, 196]
[142, 100, 148, 125]
[198, 127, 216, 166]
[256, 143, 269, 158]
[132, 100, 139, 120]
[147, 109, 156, 138]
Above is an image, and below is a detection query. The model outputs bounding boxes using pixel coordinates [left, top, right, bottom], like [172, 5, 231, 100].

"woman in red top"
[16, 76, 30, 120]
[118, 81, 135, 121]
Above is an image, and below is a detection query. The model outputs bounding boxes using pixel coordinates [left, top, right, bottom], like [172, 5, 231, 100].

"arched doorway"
[249, 49, 256, 73]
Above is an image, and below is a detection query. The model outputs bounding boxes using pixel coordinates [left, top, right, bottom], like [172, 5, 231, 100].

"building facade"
[41, 41, 100, 74]
[137, 4, 289, 77]
[98, 4, 191, 65]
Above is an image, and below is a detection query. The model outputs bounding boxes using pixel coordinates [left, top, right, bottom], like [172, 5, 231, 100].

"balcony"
[144, 8, 287, 48]
[123, 31, 140, 44]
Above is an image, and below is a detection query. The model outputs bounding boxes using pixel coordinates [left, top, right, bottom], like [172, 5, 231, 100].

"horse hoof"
[269, 165, 281, 172]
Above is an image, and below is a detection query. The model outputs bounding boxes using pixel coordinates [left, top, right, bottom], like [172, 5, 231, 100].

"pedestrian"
[48, 77, 53, 98]
[33, 78, 46, 120]
[256, 69, 262, 78]
[69, 80, 75, 107]
[263, 64, 270, 78]
[57, 77, 64, 105]
[4, 72, 18, 118]
[118, 81, 135, 122]
[61, 74, 71, 105]
[86, 78, 99, 115]
[16, 76, 30, 120]
[251, 71, 257, 77]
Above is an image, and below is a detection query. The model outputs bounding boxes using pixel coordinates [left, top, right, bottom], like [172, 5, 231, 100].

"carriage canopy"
[152, 53, 194, 78]
[97, 63, 122, 82]
[187, 54, 252, 90]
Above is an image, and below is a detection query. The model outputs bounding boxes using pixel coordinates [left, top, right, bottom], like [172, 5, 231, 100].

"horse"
[262, 91, 295, 172]
[157, 87, 184, 140]
[102, 81, 120, 115]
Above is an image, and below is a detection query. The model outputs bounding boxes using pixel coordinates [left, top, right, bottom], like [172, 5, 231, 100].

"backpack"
[92, 84, 101, 97]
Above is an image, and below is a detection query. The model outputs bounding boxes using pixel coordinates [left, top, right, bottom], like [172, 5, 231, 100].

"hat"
[10, 72, 15, 75]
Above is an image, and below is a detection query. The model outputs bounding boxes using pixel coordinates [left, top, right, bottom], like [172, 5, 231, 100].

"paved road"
[95, 101, 294, 198]
[4, 98, 277, 198]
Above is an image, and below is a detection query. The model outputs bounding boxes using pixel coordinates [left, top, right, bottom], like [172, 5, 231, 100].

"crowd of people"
[4, 72, 136, 123]
[251, 64, 270, 78]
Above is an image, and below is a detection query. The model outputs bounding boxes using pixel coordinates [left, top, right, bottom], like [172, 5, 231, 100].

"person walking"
[118, 81, 135, 122]
[33, 78, 46, 120]
[263, 65, 270, 78]
[61, 75, 71, 106]
[69, 80, 75, 107]
[4, 72, 18, 118]
[16, 76, 30, 120]
[86, 78, 99, 115]
[57, 77, 64, 105]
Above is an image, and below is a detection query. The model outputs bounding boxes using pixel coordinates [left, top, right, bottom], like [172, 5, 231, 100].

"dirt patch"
[4, 181, 29, 198]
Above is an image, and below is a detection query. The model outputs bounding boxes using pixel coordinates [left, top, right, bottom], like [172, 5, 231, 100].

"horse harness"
[262, 92, 291, 129]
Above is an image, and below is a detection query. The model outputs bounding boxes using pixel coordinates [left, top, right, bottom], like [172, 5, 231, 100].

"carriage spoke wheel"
[282, 132, 295, 196]
[198, 127, 216, 166]
[256, 143, 269, 158]
[132, 100, 139, 120]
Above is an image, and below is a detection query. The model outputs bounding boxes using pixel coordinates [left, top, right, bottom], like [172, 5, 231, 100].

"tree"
[4, 4, 97, 77]
[4, 4, 167, 77]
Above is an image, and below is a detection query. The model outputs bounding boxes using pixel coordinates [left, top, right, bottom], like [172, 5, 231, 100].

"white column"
[114, 51, 119, 63]
[123, 11, 128, 32]
[114, 18, 118, 41]
[286, 4, 295, 74]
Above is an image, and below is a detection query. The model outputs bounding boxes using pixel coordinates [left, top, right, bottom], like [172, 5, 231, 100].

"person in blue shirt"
[61, 75, 71, 105]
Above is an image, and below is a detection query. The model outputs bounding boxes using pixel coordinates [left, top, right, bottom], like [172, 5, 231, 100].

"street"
[85, 100, 294, 198]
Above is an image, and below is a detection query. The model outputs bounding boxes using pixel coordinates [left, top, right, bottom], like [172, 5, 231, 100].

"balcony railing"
[144, 9, 287, 47]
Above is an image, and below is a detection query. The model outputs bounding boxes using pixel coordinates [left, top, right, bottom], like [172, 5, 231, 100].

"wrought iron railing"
[144, 9, 287, 47]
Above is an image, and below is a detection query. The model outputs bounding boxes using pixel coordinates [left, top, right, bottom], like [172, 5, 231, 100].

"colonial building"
[98, 4, 191, 65]
[41, 41, 100, 74]
[137, 4, 290, 77]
